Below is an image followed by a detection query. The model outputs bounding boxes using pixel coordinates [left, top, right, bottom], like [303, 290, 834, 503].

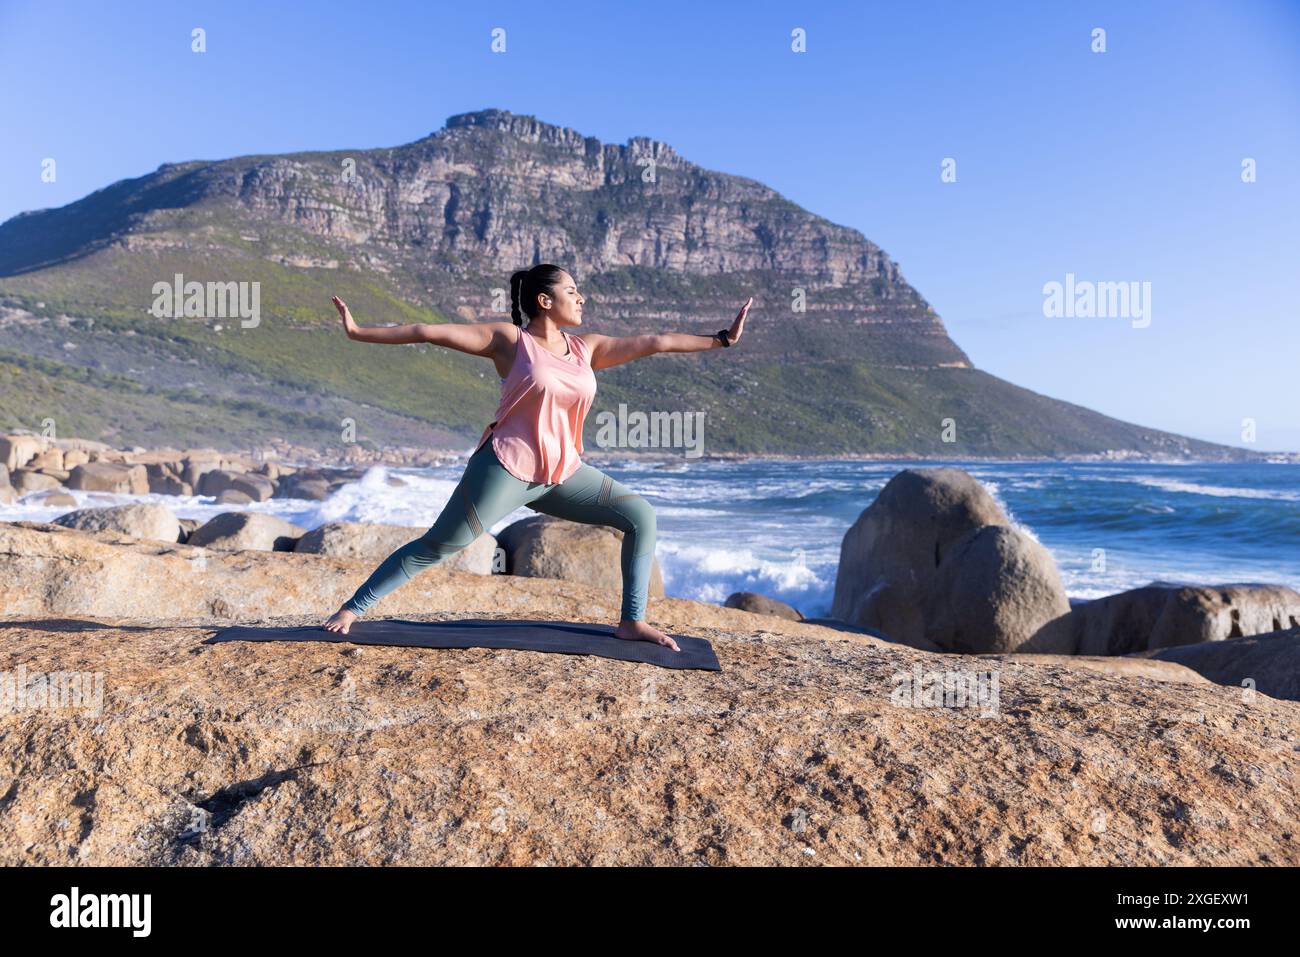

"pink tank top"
[474, 326, 597, 484]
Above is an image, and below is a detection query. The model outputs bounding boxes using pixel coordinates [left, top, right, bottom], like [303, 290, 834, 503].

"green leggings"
[342, 438, 657, 621]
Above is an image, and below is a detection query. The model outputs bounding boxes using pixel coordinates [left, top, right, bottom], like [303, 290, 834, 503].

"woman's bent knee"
[413, 528, 475, 563]
[615, 493, 656, 538]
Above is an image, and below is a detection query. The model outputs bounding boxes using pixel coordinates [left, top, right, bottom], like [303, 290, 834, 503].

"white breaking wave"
[1124, 475, 1300, 503]
[966, 477, 1042, 544]
[655, 540, 833, 613]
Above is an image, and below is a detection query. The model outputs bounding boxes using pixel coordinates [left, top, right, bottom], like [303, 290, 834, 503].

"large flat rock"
[1, 608, 1296, 865]
[2, 519, 1297, 865]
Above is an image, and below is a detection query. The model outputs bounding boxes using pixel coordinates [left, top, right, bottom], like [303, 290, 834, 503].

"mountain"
[0, 108, 1254, 459]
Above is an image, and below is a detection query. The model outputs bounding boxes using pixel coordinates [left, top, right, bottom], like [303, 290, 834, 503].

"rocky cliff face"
[238, 109, 909, 286]
[105, 109, 959, 369]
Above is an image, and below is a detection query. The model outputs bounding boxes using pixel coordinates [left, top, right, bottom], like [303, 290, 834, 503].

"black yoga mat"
[204, 617, 721, 671]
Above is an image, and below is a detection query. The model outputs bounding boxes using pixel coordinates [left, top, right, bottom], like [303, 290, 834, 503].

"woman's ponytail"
[509, 270, 527, 325]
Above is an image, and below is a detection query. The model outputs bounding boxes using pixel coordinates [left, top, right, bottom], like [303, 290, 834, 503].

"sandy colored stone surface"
[2, 519, 1297, 866]
[979, 653, 1210, 687]
[1, 603, 1297, 865]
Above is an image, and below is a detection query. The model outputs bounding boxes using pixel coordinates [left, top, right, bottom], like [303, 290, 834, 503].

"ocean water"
[6, 458, 1298, 618]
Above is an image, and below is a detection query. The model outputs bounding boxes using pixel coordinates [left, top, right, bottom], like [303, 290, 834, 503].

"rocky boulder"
[122, 448, 186, 468]
[725, 591, 803, 621]
[1070, 582, 1300, 655]
[26, 448, 64, 471]
[294, 521, 497, 574]
[187, 512, 307, 552]
[254, 461, 292, 481]
[0, 520, 697, 625]
[0, 434, 45, 471]
[926, 525, 1074, 654]
[197, 469, 275, 502]
[182, 450, 224, 488]
[10, 469, 61, 494]
[52, 503, 182, 543]
[273, 467, 364, 501]
[832, 468, 1009, 647]
[145, 462, 192, 496]
[275, 477, 330, 501]
[66, 461, 149, 495]
[496, 515, 665, 599]
[1131, 626, 1300, 702]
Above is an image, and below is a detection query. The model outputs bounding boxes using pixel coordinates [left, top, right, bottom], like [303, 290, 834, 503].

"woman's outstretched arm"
[333, 296, 436, 344]
[582, 297, 752, 371]
[332, 296, 512, 356]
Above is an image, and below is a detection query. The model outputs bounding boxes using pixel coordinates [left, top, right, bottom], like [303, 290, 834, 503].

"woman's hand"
[332, 296, 359, 339]
[727, 296, 753, 345]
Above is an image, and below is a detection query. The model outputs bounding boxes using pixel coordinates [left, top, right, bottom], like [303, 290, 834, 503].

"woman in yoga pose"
[322, 264, 752, 650]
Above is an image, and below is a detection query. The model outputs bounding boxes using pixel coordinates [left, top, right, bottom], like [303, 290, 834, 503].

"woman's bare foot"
[614, 619, 680, 652]
[323, 606, 358, 635]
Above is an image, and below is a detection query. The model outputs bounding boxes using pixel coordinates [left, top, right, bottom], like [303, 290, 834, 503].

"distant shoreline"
[4, 430, 1296, 476]
[241, 448, 1300, 472]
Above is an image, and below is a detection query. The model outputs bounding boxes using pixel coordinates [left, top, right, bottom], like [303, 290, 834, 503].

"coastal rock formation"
[145, 462, 191, 496]
[832, 468, 1013, 649]
[186, 512, 307, 552]
[10, 469, 61, 493]
[1071, 583, 1300, 655]
[1, 601, 1298, 864]
[1132, 626, 1300, 702]
[197, 469, 275, 502]
[3, 512, 1299, 860]
[65, 461, 150, 495]
[0, 521, 635, 623]
[829, 468, 1298, 658]
[926, 525, 1073, 654]
[52, 502, 182, 544]
[496, 515, 665, 600]
[180, 450, 223, 488]
[725, 591, 804, 621]
[0, 432, 373, 508]
[295, 520, 497, 575]
[273, 475, 332, 501]
[26, 447, 64, 471]
[0, 434, 43, 471]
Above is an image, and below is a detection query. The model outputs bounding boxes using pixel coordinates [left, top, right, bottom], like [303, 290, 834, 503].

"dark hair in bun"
[509, 264, 567, 326]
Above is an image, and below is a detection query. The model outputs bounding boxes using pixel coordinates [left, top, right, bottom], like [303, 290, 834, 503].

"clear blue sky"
[3, 0, 1297, 450]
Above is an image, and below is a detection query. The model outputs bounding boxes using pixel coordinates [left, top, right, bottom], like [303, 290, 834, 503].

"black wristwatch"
[714, 329, 732, 348]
